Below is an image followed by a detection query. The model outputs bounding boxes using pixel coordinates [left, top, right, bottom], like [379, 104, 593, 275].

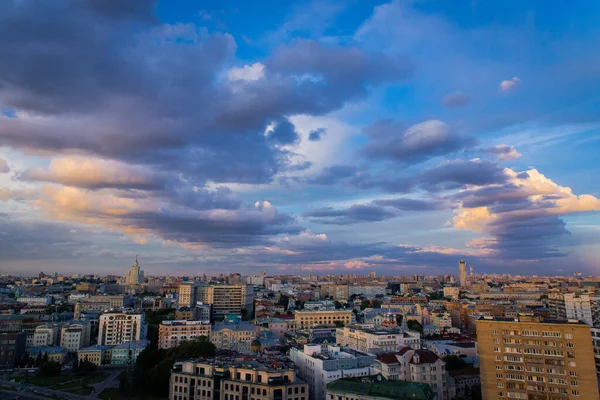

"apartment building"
[210, 322, 256, 354]
[549, 292, 593, 325]
[98, 309, 147, 346]
[60, 322, 90, 352]
[32, 323, 60, 347]
[16, 296, 53, 306]
[170, 356, 308, 400]
[320, 284, 349, 300]
[336, 326, 421, 354]
[178, 283, 197, 308]
[476, 315, 599, 400]
[158, 320, 211, 349]
[294, 309, 353, 329]
[290, 344, 377, 400]
[210, 284, 254, 321]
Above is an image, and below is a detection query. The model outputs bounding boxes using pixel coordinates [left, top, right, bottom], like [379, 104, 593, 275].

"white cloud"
[227, 62, 265, 82]
[485, 144, 522, 161]
[499, 77, 521, 92]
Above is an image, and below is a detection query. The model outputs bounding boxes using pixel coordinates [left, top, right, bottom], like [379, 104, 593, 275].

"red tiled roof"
[409, 350, 440, 365]
[376, 353, 400, 365]
[396, 347, 412, 356]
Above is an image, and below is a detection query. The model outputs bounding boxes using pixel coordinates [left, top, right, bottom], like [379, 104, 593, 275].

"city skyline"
[1, 0, 600, 276]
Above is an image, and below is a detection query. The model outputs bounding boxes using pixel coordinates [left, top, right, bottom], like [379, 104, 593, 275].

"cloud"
[361, 120, 477, 165]
[20, 157, 164, 190]
[305, 165, 358, 185]
[499, 77, 521, 92]
[267, 118, 300, 146]
[484, 144, 522, 161]
[440, 92, 471, 108]
[228, 62, 265, 82]
[452, 168, 600, 259]
[419, 158, 509, 191]
[308, 128, 326, 141]
[0, 158, 9, 173]
[372, 198, 445, 211]
[302, 204, 397, 225]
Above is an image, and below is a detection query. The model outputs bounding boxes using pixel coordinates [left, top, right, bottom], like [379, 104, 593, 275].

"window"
[571, 390, 580, 396]
[494, 347, 500, 352]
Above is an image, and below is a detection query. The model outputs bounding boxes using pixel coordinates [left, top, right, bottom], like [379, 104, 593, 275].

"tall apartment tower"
[548, 291, 593, 326]
[178, 282, 198, 308]
[477, 314, 599, 400]
[98, 310, 147, 346]
[458, 260, 467, 288]
[126, 256, 144, 285]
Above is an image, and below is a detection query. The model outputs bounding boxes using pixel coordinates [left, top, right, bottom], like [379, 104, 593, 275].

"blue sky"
[0, 0, 599, 276]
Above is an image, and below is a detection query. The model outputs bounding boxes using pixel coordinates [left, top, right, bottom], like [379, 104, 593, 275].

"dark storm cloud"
[0, 2, 412, 187]
[361, 119, 477, 165]
[302, 197, 443, 225]
[302, 204, 397, 225]
[267, 119, 300, 145]
[372, 197, 445, 211]
[419, 159, 509, 191]
[308, 128, 326, 141]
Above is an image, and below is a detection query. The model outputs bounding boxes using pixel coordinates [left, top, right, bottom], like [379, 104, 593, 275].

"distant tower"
[126, 255, 144, 285]
[469, 265, 474, 277]
[368, 271, 376, 279]
[459, 260, 467, 288]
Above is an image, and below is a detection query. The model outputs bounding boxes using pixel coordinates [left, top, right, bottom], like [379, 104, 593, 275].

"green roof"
[326, 376, 436, 400]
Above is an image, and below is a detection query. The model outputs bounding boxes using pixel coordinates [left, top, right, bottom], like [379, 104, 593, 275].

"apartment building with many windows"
[477, 314, 599, 400]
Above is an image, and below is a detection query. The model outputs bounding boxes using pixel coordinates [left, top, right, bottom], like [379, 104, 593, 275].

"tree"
[333, 320, 345, 328]
[277, 295, 290, 310]
[333, 301, 343, 310]
[395, 314, 404, 326]
[371, 299, 382, 309]
[38, 361, 61, 377]
[74, 360, 97, 375]
[360, 300, 371, 310]
[442, 355, 468, 370]
[406, 320, 423, 333]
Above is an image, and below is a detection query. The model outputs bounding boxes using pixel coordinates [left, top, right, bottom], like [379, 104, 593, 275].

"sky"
[0, 0, 599, 276]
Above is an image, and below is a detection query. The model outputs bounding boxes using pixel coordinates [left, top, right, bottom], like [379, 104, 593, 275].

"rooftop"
[479, 315, 588, 325]
[326, 376, 435, 400]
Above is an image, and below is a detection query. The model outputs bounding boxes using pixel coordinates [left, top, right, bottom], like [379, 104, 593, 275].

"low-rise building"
[110, 340, 149, 365]
[159, 320, 212, 349]
[336, 326, 421, 354]
[375, 348, 454, 400]
[294, 310, 353, 329]
[26, 345, 67, 363]
[77, 345, 113, 366]
[32, 323, 60, 347]
[170, 355, 308, 400]
[290, 344, 377, 400]
[210, 322, 256, 354]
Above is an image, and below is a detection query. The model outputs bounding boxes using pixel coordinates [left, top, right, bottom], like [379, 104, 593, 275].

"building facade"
[290, 344, 377, 400]
[549, 292, 593, 326]
[170, 357, 308, 400]
[98, 310, 147, 346]
[60, 323, 90, 352]
[294, 310, 353, 329]
[159, 320, 211, 349]
[210, 322, 256, 354]
[336, 326, 421, 354]
[477, 315, 599, 400]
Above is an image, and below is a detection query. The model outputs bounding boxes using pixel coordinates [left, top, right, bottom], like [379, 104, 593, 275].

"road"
[0, 367, 125, 399]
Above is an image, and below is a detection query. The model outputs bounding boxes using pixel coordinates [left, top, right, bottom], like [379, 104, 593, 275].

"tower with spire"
[126, 255, 144, 285]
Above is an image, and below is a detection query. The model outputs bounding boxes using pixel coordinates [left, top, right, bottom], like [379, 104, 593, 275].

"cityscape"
[0, 260, 599, 399]
[1, 1, 600, 400]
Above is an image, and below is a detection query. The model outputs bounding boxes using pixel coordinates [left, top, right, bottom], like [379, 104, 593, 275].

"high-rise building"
[98, 310, 147, 346]
[458, 260, 467, 288]
[209, 284, 254, 321]
[549, 292, 593, 326]
[126, 256, 144, 286]
[477, 314, 599, 400]
[178, 282, 197, 308]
